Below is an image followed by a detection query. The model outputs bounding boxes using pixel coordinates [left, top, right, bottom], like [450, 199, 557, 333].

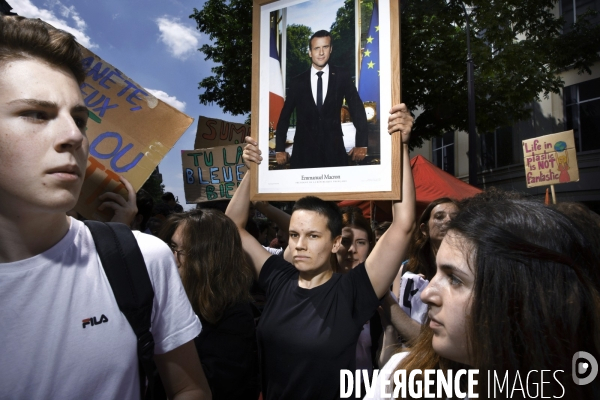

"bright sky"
[10, 0, 242, 209]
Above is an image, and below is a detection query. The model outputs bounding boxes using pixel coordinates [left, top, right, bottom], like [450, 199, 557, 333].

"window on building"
[432, 131, 455, 174]
[564, 77, 600, 152]
[561, 0, 600, 32]
[481, 126, 514, 171]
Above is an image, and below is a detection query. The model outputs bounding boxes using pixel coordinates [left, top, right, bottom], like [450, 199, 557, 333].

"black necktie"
[316, 71, 324, 111]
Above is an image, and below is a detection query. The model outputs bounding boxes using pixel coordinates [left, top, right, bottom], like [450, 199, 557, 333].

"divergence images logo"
[82, 314, 108, 329]
[572, 351, 598, 386]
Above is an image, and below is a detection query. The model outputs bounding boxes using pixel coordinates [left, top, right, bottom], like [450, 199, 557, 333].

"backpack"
[84, 221, 166, 400]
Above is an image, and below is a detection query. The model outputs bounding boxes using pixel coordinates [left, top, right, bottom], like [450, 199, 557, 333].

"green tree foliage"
[190, 0, 600, 147]
[190, 0, 253, 116]
[285, 24, 313, 87]
[329, 0, 356, 72]
[402, 0, 600, 148]
[140, 172, 165, 205]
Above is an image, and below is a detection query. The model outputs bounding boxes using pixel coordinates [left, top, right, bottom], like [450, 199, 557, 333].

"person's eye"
[289, 233, 298, 238]
[310, 234, 319, 239]
[447, 274, 462, 286]
[73, 116, 88, 130]
[21, 110, 49, 122]
[356, 240, 368, 246]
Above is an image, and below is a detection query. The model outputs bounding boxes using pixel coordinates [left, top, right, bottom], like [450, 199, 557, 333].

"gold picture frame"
[250, 0, 401, 201]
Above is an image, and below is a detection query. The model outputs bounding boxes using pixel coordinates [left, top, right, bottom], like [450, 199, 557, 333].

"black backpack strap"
[84, 221, 163, 400]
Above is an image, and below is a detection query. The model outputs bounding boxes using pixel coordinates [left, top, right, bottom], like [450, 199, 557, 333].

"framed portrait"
[250, 0, 401, 201]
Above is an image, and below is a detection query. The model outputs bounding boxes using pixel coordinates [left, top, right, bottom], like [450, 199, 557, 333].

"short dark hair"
[340, 206, 374, 250]
[0, 16, 85, 84]
[292, 196, 342, 238]
[135, 189, 154, 231]
[161, 192, 176, 202]
[308, 29, 332, 50]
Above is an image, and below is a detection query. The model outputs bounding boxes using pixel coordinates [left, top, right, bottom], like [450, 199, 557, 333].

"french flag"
[269, 26, 284, 131]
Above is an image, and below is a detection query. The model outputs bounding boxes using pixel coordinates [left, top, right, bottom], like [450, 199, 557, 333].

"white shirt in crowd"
[0, 218, 202, 400]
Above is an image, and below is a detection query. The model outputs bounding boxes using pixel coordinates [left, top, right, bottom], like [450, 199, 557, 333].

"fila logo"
[82, 314, 108, 329]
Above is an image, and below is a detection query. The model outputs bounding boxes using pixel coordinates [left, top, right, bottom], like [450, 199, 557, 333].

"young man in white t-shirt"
[0, 16, 211, 400]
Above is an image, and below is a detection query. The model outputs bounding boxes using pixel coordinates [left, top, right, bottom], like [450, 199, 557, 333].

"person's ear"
[419, 222, 428, 237]
[331, 234, 342, 253]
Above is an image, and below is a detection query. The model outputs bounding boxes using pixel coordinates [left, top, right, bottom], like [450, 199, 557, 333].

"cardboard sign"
[194, 116, 250, 149]
[522, 130, 579, 188]
[182, 144, 247, 203]
[75, 47, 194, 221]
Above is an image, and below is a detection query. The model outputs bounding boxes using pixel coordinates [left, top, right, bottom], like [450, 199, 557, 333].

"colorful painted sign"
[74, 47, 194, 221]
[194, 116, 250, 149]
[182, 144, 247, 203]
[522, 130, 579, 188]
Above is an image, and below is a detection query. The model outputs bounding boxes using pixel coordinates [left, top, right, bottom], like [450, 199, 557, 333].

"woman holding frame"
[225, 104, 415, 400]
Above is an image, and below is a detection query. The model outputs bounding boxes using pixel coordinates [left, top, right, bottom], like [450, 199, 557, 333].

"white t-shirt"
[396, 271, 429, 324]
[364, 352, 409, 399]
[365, 352, 468, 400]
[0, 218, 202, 400]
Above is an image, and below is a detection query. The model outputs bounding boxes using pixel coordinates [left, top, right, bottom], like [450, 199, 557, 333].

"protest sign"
[74, 47, 194, 221]
[522, 130, 579, 188]
[182, 144, 247, 203]
[194, 116, 250, 149]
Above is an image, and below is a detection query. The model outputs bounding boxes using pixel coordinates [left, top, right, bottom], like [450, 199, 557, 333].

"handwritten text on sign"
[194, 116, 250, 149]
[522, 130, 579, 188]
[182, 144, 247, 203]
[74, 46, 193, 221]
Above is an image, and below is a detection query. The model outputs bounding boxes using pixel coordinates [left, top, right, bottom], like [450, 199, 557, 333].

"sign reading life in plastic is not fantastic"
[522, 130, 579, 188]
[74, 47, 194, 221]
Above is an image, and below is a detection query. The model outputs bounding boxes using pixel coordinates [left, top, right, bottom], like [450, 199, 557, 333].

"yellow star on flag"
[375, 26, 380, 32]
[364, 49, 371, 57]
[368, 61, 375, 69]
[366, 36, 374, 44]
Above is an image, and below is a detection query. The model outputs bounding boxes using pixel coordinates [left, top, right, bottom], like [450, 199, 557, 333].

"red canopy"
[338, 155, 482, 221]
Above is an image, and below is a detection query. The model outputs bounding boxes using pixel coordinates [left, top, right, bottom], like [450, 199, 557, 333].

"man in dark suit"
[275, 30, 369, 169]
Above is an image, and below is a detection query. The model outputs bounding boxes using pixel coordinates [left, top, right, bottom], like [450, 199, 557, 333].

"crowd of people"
[1, 14, 600, 400]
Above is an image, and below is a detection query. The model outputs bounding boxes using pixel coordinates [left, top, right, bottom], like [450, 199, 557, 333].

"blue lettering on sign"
[198, 168, 210, 184]
[80, 83, 119, 117]
[89, 131, 144, 173]
[81, 57, 94, 71]
[186, 169, 195, 184]
[126, 88, 148, 107]
[236, 164, 245, 181]
[99, 69, 123, 90]
[81, 58, 146, 113]
[86, 61, 111, 82]
[90, 132, 122, 159]
[222, 166, 233, 182]
[209, 167, 219, 184]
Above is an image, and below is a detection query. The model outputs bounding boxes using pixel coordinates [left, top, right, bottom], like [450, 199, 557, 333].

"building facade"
[411, 1, 600, 212]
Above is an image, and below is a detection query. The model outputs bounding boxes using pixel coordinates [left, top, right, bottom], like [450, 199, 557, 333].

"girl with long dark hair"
[368, 197, 600, 399]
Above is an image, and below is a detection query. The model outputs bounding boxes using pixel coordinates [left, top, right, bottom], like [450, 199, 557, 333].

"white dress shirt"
[310, 64, 330, 105]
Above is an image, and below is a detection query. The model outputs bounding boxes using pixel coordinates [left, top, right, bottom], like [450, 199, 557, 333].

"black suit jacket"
[275, 65, 369, 169]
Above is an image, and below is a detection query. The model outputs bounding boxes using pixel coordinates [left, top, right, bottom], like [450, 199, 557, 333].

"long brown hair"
[404, 198, 459, 280]
[159, 209, 254, 324]
[392, 198, 600, 398]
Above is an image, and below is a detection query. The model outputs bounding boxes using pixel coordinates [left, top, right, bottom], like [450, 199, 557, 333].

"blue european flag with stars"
[358, 2, 379, 118]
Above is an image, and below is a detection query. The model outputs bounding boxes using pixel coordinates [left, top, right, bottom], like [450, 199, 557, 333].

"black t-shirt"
[257, 255, 380, 400]
[194, 302, 259, 400]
